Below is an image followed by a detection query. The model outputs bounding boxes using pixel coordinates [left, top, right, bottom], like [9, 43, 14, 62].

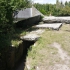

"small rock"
[26, 65, 30, 70]
[36, 66, 39, 70]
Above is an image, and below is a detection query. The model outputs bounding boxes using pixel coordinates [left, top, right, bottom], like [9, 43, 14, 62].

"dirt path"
[51, 42, 70, 70]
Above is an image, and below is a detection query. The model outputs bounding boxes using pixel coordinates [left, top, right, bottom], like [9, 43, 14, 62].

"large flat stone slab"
[29, 29, 45, 35]
[20, 34, 40, 41]
[35, 23, 62, 30]
[43, 16, 70, 23]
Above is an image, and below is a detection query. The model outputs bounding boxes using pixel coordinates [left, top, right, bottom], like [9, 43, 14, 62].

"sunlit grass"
[11, 28, 26, 47]
[26, 24, 70, 70]
[11, 40, 23, 47]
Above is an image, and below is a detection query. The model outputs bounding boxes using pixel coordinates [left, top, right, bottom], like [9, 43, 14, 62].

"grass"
[25, 24, 70, 70]
[11, 40, 23, 47]
[11, 26, 39, 47]
[11, 27, 38, 47]
[11, 28, 26, 47]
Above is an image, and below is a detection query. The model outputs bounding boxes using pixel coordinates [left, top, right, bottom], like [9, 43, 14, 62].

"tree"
[60, 1, 64, 8]
[59, 6, 70, 16]
[65, 1, 69, 6]
[56, 0, 60, 9]
[0, 1, 32, 69]
[68, 1, 70, 7]
[33, 1, 70, 16]
[0, 0, 32, 33]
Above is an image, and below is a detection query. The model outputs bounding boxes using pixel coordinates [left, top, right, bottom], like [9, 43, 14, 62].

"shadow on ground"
[14, 40, 35, 70]
[65, 30, 70, 32]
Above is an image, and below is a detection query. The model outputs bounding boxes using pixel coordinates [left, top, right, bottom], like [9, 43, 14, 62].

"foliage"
[33, 1, 70, 16]
[59, 6, 70, 16]
[0, 0, 32, 33]
[0, 0, 32, 69]
[0, 0, 32, 46]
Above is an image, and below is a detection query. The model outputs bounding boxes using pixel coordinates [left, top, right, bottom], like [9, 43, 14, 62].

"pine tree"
[60, 1, 64, 8]
[56, 0, 60, 9]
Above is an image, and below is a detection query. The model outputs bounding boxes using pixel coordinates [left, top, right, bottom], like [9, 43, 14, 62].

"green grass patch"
[26, 24, 70, 70]
[11, 40, 22, 47]
[11, 28, 26, 47]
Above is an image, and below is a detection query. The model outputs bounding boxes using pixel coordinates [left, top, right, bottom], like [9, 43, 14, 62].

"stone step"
[20, 34, 40, 41]
[29, 29, 45, 35]
[35, 23, 63, 30]
[20, 29, 45, 41]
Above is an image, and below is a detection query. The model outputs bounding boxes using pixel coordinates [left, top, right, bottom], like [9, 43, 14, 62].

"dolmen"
[20, 34, 40, 41]
[35, 23, 63, 30]
[43, 16, 70, 23]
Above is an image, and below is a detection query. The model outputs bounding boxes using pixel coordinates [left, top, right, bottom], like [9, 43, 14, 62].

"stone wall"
[6, 42, 24, 70]
[0, 42, 24, 70]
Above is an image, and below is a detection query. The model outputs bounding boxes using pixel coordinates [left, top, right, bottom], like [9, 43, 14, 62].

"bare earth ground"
[25, 24, 70, 70]
[51, 42, 70, 70]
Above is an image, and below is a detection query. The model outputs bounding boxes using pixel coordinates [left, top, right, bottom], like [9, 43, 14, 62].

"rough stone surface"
[35, 23, 62, 30]
[14, 6, 43, 22]
[20, 29, 45, 41]
[43, 16, 70, 23]
[21, 34, 40, 41]
[30, 29, 45, 35]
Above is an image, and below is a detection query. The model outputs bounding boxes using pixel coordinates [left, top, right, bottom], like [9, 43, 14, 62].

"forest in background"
[34, 0, 70, 16]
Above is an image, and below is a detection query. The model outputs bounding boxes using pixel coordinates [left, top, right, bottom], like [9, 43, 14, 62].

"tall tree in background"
[34, 0, 70, 16]
[65, 1, 69, 6]
[60, 1, 64, 8]
[68, 1, 70, 7]
[56, 0, 60, 9]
